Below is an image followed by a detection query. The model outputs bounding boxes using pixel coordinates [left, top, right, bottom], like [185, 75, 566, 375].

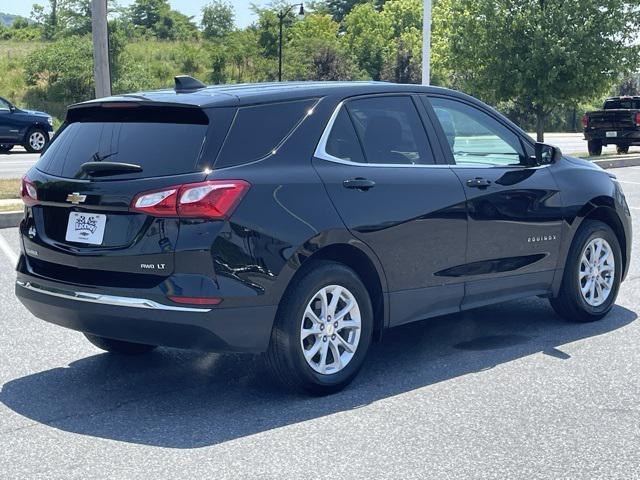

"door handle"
[343, 178, 376, 191]
[466, 177, 492, 189]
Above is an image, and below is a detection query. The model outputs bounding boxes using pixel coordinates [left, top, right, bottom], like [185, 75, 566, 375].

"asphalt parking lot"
[0, 167, 639, 479]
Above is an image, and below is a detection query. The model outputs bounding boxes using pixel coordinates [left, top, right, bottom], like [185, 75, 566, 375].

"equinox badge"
[66, 192, 87, 205]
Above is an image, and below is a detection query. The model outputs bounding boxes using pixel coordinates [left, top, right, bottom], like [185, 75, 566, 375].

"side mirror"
[534, 142, 562, 165]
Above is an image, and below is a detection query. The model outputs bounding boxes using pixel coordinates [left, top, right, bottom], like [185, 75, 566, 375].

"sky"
[0, 1, 271, 28]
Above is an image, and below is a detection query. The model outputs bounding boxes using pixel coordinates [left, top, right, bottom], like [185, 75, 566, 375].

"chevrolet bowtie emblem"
[66, 192, 87, 205]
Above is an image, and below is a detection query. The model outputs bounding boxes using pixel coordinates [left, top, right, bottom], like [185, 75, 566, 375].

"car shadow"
[0, 297, 636, 449]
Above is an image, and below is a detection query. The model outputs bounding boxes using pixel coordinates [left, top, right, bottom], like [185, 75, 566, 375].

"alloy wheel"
[29, 131, 46, 151]
[579, 237, 615, 307]
[300, 284, 361, 375]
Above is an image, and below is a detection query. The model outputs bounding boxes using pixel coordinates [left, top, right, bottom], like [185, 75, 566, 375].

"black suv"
[15, 79, 632, 394]
[0, 96, 53, 153]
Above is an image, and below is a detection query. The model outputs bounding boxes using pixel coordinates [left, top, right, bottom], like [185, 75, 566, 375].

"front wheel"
[84, 333, 157, 355]
[24, 128, 48, 153]
[266, 260, 373, 394]
[550, 220, 622, 322]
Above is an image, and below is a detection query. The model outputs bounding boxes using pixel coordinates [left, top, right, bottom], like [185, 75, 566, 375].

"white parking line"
[0, 233, 18, 266]
[617, 180, 640, 185]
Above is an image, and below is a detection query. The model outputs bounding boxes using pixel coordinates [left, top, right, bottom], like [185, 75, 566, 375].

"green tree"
[202, 1, 235, 40]
[434, 0, 640, 141]
[313, 0, 386, 22]
[342, 3, 391, 80]
[128, 0, 199, 40]
[287, 14, 359, 80]
[23, 36, 94, 118]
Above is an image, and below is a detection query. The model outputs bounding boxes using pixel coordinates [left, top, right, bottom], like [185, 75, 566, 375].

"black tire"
[587, 140, 602, 156]
[23, 127, 48, 153]
[0, 144, 12, 154]
[84, 333, 157, 355]
[266, 260, 374, 395]
[616, 145, 629, 155]
[550, 220, 622, 322]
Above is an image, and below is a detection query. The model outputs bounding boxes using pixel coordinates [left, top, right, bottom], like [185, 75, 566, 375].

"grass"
[0, 179, 21, 200]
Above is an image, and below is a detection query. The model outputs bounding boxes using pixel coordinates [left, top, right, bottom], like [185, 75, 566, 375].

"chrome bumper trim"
[16, 280, 212, 313]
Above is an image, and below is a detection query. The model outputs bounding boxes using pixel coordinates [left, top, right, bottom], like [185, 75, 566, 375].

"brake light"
[131, 180, 250, 219]
[582, 114, 589, 128]
[635, 112, 640, 127]
[21, 175, 38, 206]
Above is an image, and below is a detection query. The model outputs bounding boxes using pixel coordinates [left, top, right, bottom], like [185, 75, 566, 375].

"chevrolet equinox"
[15, 78, 632, 394]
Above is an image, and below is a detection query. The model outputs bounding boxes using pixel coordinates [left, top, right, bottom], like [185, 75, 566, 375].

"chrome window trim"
[314, 98, 547, 170]
[16, 280, 212, 313]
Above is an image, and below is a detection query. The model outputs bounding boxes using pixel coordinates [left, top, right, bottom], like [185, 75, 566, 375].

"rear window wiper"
[79, 161, 143, 176]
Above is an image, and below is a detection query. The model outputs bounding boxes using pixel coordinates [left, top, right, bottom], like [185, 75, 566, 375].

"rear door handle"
[466, 177, 492, 188]
[343, 178, 376, 191]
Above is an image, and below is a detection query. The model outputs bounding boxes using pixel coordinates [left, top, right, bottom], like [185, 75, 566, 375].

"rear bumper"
[584, 129, 640, 144]
[15, 272, 277, 353]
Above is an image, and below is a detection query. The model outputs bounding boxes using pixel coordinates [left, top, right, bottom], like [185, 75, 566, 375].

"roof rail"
[174, 75, 206, 92]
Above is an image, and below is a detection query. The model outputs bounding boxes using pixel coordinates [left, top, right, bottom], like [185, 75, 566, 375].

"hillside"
[0, 13, 22, 27]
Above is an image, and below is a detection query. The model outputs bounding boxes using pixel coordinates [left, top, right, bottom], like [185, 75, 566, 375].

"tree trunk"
[535, 112, 545, 143]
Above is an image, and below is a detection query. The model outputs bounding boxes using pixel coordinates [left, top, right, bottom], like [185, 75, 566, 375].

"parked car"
[0, 96, 54, 154]
[583, 96, 640, 156]
[15, 78, 632, 394]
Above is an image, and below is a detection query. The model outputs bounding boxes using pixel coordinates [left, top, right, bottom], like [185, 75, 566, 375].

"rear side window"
[325, 108, 366, 163]
[346, 96, 434, 165]
[37, 105, 211, 179]
[604, 99, 640, 110]
[215, 98, 317, 168]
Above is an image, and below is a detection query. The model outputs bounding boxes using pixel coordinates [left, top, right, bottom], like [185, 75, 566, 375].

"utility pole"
[91, 0, 111, 98]
[422, 0, 431, 85]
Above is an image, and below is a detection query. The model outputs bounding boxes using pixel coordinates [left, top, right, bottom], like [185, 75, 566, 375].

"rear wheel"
[616, 145, 630, 154]
[550, 220, 621, 322]
[266, 261, 373, 394]
[84, 333, 157, 355]
[587, 140, 602, 156]
[24, 128, 48, 153]
[0, 144, 12, 154]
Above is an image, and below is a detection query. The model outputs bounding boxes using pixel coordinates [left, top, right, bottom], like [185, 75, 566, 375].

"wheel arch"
[556, 198, 628, 294]
[281, 241, 388, 342]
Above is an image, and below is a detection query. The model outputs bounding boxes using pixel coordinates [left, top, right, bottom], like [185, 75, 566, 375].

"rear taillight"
[635, 112, 640, 127]
[131, 180, 250, 219]
[21, 175, 38, 206]
[582, 114, 589, 129]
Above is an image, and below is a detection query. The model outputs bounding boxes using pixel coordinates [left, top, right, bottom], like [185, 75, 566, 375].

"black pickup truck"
[583, 96, 640, 156]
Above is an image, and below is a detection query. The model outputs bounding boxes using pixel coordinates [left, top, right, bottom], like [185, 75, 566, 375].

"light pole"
[422, 0, 431, 85]
[277, 3, 304, 82]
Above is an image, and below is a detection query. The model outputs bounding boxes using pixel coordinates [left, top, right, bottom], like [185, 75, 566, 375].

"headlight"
[47, 117, 53, 126]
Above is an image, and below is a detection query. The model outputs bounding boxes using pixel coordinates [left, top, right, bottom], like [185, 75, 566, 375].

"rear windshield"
[603, 99, 640, 110]
[37, 106, 210, 179]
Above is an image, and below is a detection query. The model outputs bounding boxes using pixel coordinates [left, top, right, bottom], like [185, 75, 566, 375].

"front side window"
[427, 96, 526, 167]
[0, 98, 11, 112]
[345, 96, 434, 165]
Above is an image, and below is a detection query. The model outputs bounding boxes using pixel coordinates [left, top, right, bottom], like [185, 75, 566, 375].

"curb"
[0, 211, 22, 229]
[592, 156, 640, 169]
